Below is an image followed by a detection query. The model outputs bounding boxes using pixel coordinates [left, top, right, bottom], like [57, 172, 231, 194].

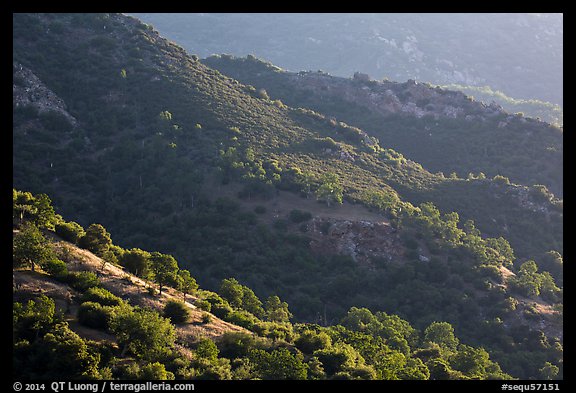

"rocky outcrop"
[13, 62, 78, 127]
[490, 181, 561, 216]
[288, 71, 495, 121]
[305, 217, 403, 266]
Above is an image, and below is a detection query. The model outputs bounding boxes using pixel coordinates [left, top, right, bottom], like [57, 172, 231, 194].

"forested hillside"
[13, 13, 562, 380]
[132, 13, 563, 125]
[14, 189, 559, 380]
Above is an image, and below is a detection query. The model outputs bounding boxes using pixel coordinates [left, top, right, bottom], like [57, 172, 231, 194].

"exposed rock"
[307, 217, 403, 266]
[339, 150, 355, 162]
[13, 62, 78, 127]
[287, 71, 498, 122]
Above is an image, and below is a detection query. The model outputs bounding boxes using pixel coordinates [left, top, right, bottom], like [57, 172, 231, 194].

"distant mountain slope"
[132, 13, 563, 110]
[203, 54, 563, 198]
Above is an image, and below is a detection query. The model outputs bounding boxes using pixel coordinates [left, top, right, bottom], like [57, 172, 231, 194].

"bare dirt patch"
[202, 177, 389, 225]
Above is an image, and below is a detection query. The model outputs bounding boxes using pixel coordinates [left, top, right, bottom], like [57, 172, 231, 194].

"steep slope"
[202, 55, 563, 260]
[131, 12, 563, 128]
[13, 234, 247, 343]
[13, 189, 562, 380]
[132, 13, 563, 107]
[13, 13, 563, 379]
[203, 54, 563, 197]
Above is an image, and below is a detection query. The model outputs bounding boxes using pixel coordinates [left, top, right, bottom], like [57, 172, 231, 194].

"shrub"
[41, 258, 68, 278]
[194, 299, 212, 312]
[139, 362, 175, 380]
[163, 300, 190, 324]
[227, 310, 258, 330]
[313, 137, 339, 151]
[67, 271, 100, 291]
[289, 209, 312, 223]
[211, 303, 233, 320]
[81, 287, 122, 307]
[78, 223, 112, 257]
[201, 313, 212, 324]
[77, 301, 114, 330]
[147, 287, 157, 297]
[253, 321, 294, 342]
[55, 221, 85, 244]
[218, 331, 267, 359]
[478, 265, 503, 283]
[295, 330, 332, 354]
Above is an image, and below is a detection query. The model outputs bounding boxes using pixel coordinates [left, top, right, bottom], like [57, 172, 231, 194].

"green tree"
[398, 357, 430, 380]
[375, 311, 419, 348]
[139, 362, 175, 380]
[295, 329, 332, 354]
[177, 269, 198, 301]
[218, 331, 265, 359]
[314, 342, 359, 376]
[249, 348, 308, 380]
[13, 223, 55, 272]
[78, 223, 112, 258]
[109, 307, 176, 360]
[450, 344, 492, 379]
[32, 193, 57, 230]
[41, 258, 68, 278]
[539, 362, 559, 380]
[219, 278, 244, 308]
[484, 237, 515, 267]
[81, 287, 122, 307]
[195, 338, 219, 362]
[315, 173, 344, 207]
[424, 322, 459, 352]
[540, 251, 563, 285]
[264, 295, 292, 323]
[13, 295, 56, 341]
[77, 302, 115, 330]
[241, 286, 264, 318]
[14, 322, 100, 379]
[509, 260, 560, 299]
[307, 356, 326, 380]
[340, 307, 382, 335]
[295, 169, 315, 198]
[220, 278, 264, 317]
[55, 221, 85, 244]
[163, 300, 190, 324]
[427, 358, 461, 380]
[372, 349, 406, 380]
[539, 271, 561, 302]
[13, 189, 37, 225]
[149, 252, 179, 295]
[67, 271, 100, 291]
[120, 248, 151, 278]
